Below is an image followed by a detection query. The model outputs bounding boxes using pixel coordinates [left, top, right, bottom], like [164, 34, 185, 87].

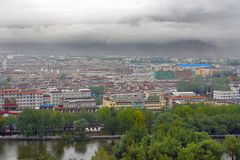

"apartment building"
[103, 92, 166, 110]
[213, 91, 238, 100]
[103, 98, 166, 110]
[166, 95, 207, 108]
[0, 89, 43, 110]
[48, 89, 92, 105]
[195, 68, 215, 77]
[213, 83, 240, 100]
[63, 98, 97, 111]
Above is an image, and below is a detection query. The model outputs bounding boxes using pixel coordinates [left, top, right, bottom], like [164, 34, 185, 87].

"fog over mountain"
[0, 0, 240, 56]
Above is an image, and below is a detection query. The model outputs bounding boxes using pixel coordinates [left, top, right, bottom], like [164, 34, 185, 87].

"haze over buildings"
[0, 0, 240, 56]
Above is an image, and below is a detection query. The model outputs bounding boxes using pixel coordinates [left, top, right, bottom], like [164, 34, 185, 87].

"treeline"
[169, 104, 240, 135]
[1, 104, 240, 159]
[0, 107, 154, 138]
[0, 109, 95, 138]
[101, 122, 240, 160]
[97, 103, 240, 136]
[92, 104, 240, 160]
[2, 104, 240, 137]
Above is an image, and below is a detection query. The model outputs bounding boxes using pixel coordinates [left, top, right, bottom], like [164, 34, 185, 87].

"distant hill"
[0, 39, 237, 57]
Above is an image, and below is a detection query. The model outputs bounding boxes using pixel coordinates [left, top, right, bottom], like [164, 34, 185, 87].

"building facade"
[213, 83, 240, 100]
[195, 68, 215, 77]
[48, 89, 92, 105]
[63, 98, 97, 111]
[213, 91, 238, 100]
[103, 92, 166, 110]
[0, 89, 43, 110]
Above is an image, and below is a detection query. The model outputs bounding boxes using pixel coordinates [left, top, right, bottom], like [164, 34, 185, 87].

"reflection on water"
[0, 140, 116, 160]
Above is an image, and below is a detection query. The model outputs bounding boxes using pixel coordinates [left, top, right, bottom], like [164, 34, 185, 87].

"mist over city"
[0, 0, 240, 56]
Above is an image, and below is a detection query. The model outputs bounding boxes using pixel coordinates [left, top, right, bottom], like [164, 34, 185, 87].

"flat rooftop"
[177, 64, 212, 68]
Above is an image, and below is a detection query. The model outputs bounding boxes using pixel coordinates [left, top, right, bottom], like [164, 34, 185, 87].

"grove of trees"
[92, 104, 240, 160]
[1, 104, 240, 159]
[2, 104, 240, 137]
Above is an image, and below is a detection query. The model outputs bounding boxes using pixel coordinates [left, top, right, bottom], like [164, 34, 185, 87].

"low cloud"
[0, 0, 239, 56]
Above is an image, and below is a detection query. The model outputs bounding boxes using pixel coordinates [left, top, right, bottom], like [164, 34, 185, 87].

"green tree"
[73, 118, 89, 141]
[49, 111, 65, 136]
[91, 147, 115, 160]
[178, 143, 198, 160]
[89, 86, 104, 97]
[148, 137, 181, 159]
[197, 140, 224, 160]
[122, 145, 146, 160]
[89, 86, 105, 105]
[143, 109, 154, 133]
[36, 154, 57, 160]
[134, 110, 144, 127]
[96, 108, 119, 135]
[224, 135, 240, 160]
[117, 108, 135, 133]
[78, 111, 96, 124]
[0, 116, 6, 135]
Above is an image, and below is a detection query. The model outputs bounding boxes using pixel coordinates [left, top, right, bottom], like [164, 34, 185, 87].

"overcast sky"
[0, 0, 240, 56]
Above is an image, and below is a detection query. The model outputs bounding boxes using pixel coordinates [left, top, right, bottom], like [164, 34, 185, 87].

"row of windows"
[0, 97, 42, 100]
[215, 93, 238, 96]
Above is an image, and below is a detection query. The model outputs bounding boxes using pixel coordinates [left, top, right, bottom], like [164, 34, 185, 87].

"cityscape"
[1, 0, 240, 160]
[1, 55, 240, 111]
[0, 54, 240, 159]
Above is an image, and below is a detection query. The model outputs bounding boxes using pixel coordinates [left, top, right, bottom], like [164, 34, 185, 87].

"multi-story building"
[63, 98, 97, 111]
[163, 91, 207, 108]
[144, 90, 165, 98]
[176, 63, 212, 70]
[108, 92, 145, 102]
[0, 89, 43, 110]
[213, 83, 240, 100]
[213, 91, 238, 100]
[48, 89, 92, 105]
[166, 95, 207, 108]
[103, 98, 166, 110]
[171, 92, 197, 97]
[103, 92, 166, 110]
[195, 68, 215, 77]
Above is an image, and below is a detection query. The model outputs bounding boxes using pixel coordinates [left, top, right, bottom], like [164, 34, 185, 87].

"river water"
[0, 140, 116, 160]
[0, 140, 231, 160]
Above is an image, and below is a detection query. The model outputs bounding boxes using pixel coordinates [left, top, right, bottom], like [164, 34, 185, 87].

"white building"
[213, 91, 239, 100]
[213, 83, 240, 100]
[0, 89, 43, 110]
[171, 92, 196, 96]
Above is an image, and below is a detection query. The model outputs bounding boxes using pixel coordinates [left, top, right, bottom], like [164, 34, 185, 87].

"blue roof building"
[177, 64, 212, 68]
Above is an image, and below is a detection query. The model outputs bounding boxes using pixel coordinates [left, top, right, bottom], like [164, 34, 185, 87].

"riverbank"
[0, 140, 115, 160]
[0, 135, 122, 141]
[1, 134, 239, 141]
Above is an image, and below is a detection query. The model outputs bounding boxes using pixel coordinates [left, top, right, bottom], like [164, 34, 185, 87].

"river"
[0, 140, 116, 160]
